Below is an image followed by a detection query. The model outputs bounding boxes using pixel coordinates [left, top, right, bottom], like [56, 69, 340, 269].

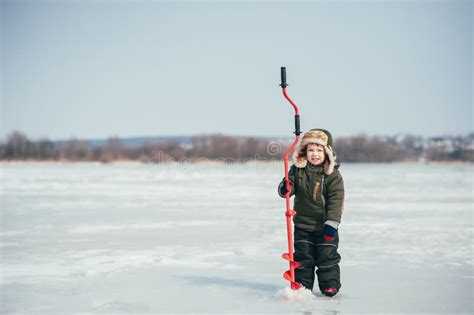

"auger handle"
[280, 67, 301, 135]
[280, 67, 288, 88]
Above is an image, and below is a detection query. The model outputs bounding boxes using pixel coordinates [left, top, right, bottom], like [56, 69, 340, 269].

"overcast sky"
[1, 0, 472, 141]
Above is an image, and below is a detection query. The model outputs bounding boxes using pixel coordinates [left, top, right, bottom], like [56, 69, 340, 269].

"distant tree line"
[0, 131, 472, 163]
[335, 134, 473, 162]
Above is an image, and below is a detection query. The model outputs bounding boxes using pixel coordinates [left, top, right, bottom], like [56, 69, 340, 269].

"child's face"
[306, 143, 326, 166]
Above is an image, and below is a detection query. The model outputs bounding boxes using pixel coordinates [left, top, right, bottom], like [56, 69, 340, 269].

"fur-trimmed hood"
[291, 128, 339, 175]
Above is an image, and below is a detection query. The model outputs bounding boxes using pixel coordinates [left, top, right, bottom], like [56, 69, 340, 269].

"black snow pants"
[294, 226, 341, 293]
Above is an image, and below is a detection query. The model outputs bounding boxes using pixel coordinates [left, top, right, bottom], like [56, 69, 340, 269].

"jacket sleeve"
[277, 165, 297, 198]
[325, 170, 345, 223]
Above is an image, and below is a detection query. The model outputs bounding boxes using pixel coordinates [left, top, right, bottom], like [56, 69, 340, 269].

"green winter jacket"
[278, 163, 345, 232]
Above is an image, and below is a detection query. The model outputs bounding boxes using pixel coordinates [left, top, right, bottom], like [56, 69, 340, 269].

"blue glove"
[279, 179, 290, 195]
[323, 224, 337, 241]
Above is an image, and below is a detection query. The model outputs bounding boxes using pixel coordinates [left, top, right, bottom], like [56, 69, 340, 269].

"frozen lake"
[1, 162, 473, 314]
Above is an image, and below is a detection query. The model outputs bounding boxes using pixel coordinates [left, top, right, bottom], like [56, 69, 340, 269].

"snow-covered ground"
[1, 162, 473, 314]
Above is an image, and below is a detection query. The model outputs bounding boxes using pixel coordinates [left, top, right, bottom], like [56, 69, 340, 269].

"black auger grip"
[294, 115, 301, 135]
[280, 67, 288, 88]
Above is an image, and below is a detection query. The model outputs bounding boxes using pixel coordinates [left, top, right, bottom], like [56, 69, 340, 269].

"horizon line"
[1, 130, 473, 143]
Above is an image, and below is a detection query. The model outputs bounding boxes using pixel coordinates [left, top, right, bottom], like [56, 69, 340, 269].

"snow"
[0, 162, 473, 314]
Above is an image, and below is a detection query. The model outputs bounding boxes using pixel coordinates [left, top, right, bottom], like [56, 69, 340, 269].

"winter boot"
[322, 287, 338, 297]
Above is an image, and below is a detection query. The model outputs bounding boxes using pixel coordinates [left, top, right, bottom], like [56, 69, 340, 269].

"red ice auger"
[279, 67, 302, 290]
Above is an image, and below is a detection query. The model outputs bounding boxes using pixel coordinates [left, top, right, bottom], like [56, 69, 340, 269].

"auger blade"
[291, 282, 302, 290]
[283, 271, 302, 290]
[283, 270, 293, 282]
[282, 253, 301, 268]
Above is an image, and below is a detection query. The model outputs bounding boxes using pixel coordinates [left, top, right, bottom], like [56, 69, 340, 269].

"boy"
[278, 128, 345, 297]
